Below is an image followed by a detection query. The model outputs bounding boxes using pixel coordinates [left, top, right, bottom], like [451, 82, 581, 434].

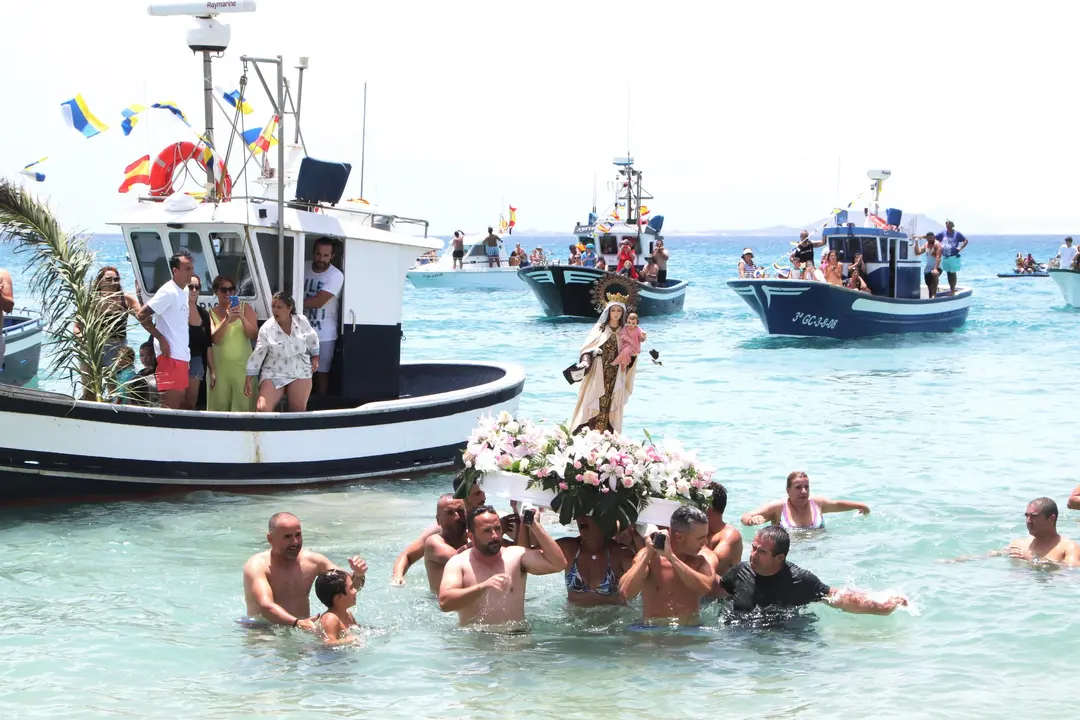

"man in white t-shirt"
[303, 237, 344, 396]
[135, 250, 195, 409]
[1057, 237, 1077, 270]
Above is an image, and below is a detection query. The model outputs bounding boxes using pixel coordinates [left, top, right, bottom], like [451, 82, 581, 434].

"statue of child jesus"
[613, 312, 646, 369]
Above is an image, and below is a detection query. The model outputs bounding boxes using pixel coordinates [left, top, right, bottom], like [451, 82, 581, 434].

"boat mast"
[360, 82, 367, 199]
[201, 50, 216, 198]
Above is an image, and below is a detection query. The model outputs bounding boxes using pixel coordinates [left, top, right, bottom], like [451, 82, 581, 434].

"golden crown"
[605, 292, 630, 304]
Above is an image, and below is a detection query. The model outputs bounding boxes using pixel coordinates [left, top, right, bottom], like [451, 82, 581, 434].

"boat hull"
[0, 314, 44, 387]
[406, 267, 526, 290]
[0, 361, 524, 501]
[1049, 269, 1080, 306]
[997, 272, 1048, 278]
[518, 265, 687, 318]
[726, 280, 972, 338]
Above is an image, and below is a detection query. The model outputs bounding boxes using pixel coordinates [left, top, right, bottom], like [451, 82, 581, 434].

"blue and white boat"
[0, 310, 44, 387]
[727, 171, 972, 339]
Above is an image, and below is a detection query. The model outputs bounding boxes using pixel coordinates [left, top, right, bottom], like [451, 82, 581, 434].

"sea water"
[1, 233, 1078, 719]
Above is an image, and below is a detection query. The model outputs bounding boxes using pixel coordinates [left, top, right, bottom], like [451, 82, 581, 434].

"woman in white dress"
[244, 292, 320, 412]
[566, 296, 637, 434]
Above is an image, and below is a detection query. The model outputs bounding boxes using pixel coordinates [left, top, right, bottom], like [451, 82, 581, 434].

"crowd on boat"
[560, 238, 671, 287]
[83, 237, 347, 414]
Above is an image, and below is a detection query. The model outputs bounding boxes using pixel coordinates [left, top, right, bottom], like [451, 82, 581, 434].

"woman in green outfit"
[208, 275, 258, 411]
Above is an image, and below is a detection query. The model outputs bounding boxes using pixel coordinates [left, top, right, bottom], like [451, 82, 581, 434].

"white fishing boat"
[0, 3, 524, 500]
[1049, 268, 1080, 306]
[0, 309, 44, 387]
[406, 232, 525, 290]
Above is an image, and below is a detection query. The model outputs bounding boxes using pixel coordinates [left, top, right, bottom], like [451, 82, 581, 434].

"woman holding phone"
[207, 274, 258, 412]
[245, 292, 320, 412]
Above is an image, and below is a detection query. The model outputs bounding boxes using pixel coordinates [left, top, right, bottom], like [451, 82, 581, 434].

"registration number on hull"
[792, 311, 839, 330]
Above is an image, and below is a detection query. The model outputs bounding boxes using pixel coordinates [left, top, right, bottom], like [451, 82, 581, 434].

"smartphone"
[522, 508, 536, 526]
[229, 295, 240, 309]
[651, 532, 666, 551]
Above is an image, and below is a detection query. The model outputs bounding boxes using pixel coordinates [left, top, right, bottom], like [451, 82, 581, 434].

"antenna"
[360, 82, 367, 200]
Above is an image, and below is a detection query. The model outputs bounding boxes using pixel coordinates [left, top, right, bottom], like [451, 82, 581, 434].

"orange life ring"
[149, 141, 232, 200]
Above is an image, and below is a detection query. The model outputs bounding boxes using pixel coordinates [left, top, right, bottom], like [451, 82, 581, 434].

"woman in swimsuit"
[556, 516, 637, 607]
[739, 471, 871, 531]
[823, 251, 844, 286]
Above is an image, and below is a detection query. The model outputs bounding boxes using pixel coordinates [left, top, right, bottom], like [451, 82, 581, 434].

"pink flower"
[600, 486, 610, 493]
[622, 477, 635, 489]
[559, 482, 569, 490]
[574, 461, 582, 469]
[576, 474, 584, 481]
[498, 455, 514, 470]
[583, 471, 600, 486]
[691, 479, 705, 489]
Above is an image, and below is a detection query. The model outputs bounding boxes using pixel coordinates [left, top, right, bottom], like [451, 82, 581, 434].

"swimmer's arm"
[243, 562, 311, 629]
[520, 519, 568, 575]
[823, 588, 908, 615]
[816, 497, 870, 515]
[393, 526, 437, 585]
[741, 501, 781, 526]
[1068, 485, 1080, 511]
[424, 534, 458, 569]
[618, 546, 654, 601]
[665, 550, 715, 596]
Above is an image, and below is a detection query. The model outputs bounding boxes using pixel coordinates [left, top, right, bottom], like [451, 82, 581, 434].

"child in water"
[315, 569, 359, 645]
[613, 312, 647, 369]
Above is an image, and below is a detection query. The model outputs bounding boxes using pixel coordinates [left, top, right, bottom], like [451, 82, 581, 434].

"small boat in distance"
[406, 231, 525, 291]
[519, 156, 688, 318]
[0, 309, 44, 387]
[727, 170, 972, 338]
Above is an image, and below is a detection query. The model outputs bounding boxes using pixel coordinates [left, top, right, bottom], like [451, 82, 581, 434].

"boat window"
[898, 239, 909, 260]
[601, 237, 618, 254]
[209, 231, 257, 298]
[168, 231, 213, 289]
[130, 230, 169, 294]
[468, 242, 488, 257]
[861, 237, 880, 263]
[256, 232, 295, 296]
[844, 238, 861, 263]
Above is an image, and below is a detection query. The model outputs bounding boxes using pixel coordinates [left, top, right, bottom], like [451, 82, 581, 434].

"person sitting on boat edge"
[557, 515, 636, 607]
[241, 512, 367, 631]
[716, 526, 908, 618]
[245, 292, 320, 412]
[642, 257, 659, 285]
[315, 569, 361, 645]
[935, 219, 968, 295]
[737, 248, 760, 279]
[822, 250, 843, 286]
[484, 227, 501, 268]
[596, 255, 608, 272]
[135, 250, 195, 410]
[846, 254, 872, 294]
[740, 471, 870, 531]
[438, 504, 567, 628]
[530, 247, 546, 266]
[914, 232, 942, 298]
[111, 345, 139, 405]
[127, 340, 159, 407]
[514, 242, 531, 268]
[619, 506, 715, 626]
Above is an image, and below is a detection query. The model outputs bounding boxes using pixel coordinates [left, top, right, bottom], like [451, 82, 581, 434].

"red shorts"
[156, 357, 190, 392]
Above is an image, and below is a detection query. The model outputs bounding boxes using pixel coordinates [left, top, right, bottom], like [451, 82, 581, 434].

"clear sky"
[4, 0, 1078, 236]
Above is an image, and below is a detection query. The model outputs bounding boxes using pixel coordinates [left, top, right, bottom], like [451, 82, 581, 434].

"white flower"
[505, 421, 520, 435]
[497, 411, 513, 424]
[675, 479, 691, 495]
[474, 449, 499, 473]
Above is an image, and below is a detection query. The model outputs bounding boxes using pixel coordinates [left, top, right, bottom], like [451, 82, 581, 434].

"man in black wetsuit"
[715, 526, 907, 615]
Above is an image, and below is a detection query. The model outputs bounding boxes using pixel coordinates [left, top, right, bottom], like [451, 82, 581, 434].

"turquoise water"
[1, 233, 1079, 718]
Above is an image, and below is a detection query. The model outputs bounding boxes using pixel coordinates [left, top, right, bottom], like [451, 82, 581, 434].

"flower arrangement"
[455, 414, 716, 535]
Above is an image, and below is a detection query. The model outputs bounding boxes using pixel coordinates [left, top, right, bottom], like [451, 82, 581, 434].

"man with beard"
[302, 237, 344, 396]
[438, 505, 566, 627]
[242, 512, 367, 630]
[619, 506, 715, 626]
[423, 495, 468, 592]
[392, 474, 487, 586]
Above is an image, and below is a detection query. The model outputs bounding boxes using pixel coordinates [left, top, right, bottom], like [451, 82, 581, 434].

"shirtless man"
[392, 474, 486, 585]
[438, 504, 566, 627]
[422, 495, 468, 592]
[705, 482, 743, 574]
[619, 506, 715, 625]
[1067, 485, 1080, 511]
[242, 512, 367, 630]
[1005, 497, 1080, 566]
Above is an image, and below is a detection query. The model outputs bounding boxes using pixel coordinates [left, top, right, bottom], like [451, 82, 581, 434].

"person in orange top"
[616, 240, 638, 280]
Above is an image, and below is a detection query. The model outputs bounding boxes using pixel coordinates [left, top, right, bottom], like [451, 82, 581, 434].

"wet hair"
[1029, 497, 1058, 520]
[786, 471, 808, 489]
[272, 292, 297, 315]
[313, 237, 335, 252]
[669, 505, 707, 533]
[467, 504, 498, 532]
[169, 249, 193, 271]
[211, 275, 236, 292]
[709, 482, 728, 514]
[93, 265, 122, 291]
[757, 525, 790, 557]
[268, 512, 299, 532]
[314, 569, 350, 609]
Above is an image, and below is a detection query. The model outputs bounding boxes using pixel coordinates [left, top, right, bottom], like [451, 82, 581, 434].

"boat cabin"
[823, 226, 920, 299]
[113, 160, 439, 406]
[577, 221, 665, 268]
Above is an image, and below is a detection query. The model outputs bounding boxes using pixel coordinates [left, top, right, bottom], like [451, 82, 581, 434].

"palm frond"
[0, 178, 122, 400]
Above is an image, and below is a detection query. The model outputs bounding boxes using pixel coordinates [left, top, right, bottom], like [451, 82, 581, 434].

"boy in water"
[315, 569, 359, 645]
[613, 312, 647, 369]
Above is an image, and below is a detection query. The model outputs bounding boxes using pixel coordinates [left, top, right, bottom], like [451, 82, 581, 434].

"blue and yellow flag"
[151, 101, 191, 127]
[215, 86, 253, 115]
[60, 95, 108, 138]
[120, 104, 148, 136]
[19, 157, 47, 182]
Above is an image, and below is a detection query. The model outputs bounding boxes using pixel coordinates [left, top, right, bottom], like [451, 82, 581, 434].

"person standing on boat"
[183, 276, 213, 411]
[740, 471, 870, 530]
[79, 266, 140, 400]
[0, 266, 11, 369]
[566, 298, 636, 434]
[208, 275, 258, 412]
[438, 504, 567, 627]
[303, 238, 344, 397]
[1056, 237, 1077, 270]
[451, 231, 465, 270]
[135, 250, 195, 410]
[934, 220, 968, 295]
[619, 506, 715, 626]
[652, 239, 669, 287]
[242, 511, 368, 630]
[483, 227, 501, 268]
[914, 232, 942, 298]
[791, 230, 826, 268]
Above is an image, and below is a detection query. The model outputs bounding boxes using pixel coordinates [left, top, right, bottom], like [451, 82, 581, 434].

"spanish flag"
[118, 155, 151, 194]
[508, 206, 517, 233]
[248, 116, 279, 156]
[60, 94, 108, 138]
